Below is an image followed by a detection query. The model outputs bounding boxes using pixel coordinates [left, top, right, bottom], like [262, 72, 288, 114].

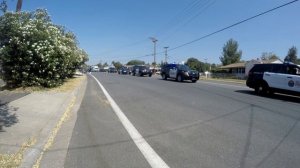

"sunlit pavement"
[64, 72, 300, 168]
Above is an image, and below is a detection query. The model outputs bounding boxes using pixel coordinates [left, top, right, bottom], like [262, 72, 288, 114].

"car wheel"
[192, 80, 197, 83]
[177, 75, 183, 82]
[162, 74, 167, 80]
[149, 74, 152, 77]
[255, 82, 269, 95]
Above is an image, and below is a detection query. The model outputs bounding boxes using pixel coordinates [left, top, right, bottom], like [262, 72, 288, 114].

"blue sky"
[5, 0, 300, 65]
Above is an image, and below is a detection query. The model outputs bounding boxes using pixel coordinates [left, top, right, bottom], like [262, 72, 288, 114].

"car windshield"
[139, 66, 149, 70]
[178, 65, 191, 71]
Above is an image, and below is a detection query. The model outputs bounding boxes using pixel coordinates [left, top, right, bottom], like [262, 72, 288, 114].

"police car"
[246, 63, 300, 96]
[161, 64, 199, 82]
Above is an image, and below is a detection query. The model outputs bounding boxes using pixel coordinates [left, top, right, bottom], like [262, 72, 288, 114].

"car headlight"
[184, 72, 189, 76]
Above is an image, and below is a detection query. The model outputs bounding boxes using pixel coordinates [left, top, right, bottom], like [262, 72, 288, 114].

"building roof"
[219, 58, 283, 69]
[220, 62, 245, 69]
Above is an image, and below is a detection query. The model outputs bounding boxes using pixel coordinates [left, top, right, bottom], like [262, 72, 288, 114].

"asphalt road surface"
[65, 72, 300, 168]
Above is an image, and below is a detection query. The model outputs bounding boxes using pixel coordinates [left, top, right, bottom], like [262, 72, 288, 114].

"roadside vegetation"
[0, 9, 88, 89]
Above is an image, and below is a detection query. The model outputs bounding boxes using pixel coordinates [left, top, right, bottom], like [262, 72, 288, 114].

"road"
[64, 72, 300, 168]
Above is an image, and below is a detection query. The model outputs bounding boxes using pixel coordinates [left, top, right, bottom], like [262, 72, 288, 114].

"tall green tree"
[112, 61, 122, 70]
[261, 52, 279, 60]
[97, 62, 103, 68]
[284, 46, 297, 63]
[219, 39, 242, 66]
[185, 57, 207, 72]
[127, 60, 145, 65]
[103, 62, 109, 67]
[186, 58, 201, 71]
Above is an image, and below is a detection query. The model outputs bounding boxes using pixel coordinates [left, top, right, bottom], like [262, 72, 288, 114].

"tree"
[185, 57, 206, 72]
[0, 0, 7, 13]
[261, 52, 279, 60]
[284, 46, 297, 63]
[186, 58, 201, 71]
[0, 9, 88, 88]
[219, 39, 242, 66]
[103, 62, 108, 67]
[97, 62, 103, 68]
[112, 61, 122, 70]
[127, 60, 145, 65]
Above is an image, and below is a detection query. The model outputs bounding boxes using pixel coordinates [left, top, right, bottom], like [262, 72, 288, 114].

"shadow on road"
[157, 78, 196, 83]
[235, 90, 300, 104]
[0, 100, 19, 130]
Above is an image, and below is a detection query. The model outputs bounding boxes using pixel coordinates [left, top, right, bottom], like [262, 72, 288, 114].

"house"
[219, 62, 246, 79]
[219, 58, 283, 78]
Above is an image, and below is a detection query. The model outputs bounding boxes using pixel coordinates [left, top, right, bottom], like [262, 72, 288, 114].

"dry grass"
[201, 77, 246, 84]
[1, 75, 86, 93]
[33, 96, 76, 168]
[0, 138, 36, 168]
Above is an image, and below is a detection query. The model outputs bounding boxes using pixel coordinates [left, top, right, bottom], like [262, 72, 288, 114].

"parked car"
[118, 67, 129, 75]
[131, 65, 152, 77]
[161, 64, 199, 82]
[246, 63, 300, 96]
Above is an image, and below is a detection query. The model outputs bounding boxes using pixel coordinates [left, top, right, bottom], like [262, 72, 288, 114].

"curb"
[38, 75, 87, 168]
[19, 75, 87, 168]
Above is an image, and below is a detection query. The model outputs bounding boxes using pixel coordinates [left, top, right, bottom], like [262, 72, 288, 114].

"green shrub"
[0, 9, 88, 88]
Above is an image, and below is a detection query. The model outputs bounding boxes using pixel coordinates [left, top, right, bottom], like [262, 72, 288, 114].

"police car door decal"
[169, 68, 177, 78]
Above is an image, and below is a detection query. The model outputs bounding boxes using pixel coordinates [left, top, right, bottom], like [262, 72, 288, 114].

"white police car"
[247, 63, 300, 96]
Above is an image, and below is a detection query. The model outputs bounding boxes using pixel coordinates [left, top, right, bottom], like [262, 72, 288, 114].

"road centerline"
[89, 74, 170, 168]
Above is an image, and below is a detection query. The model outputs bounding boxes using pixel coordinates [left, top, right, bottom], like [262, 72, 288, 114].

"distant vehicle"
[99, 68, 107, 72]
[91, 66, 99, 72]
[155, 69, 161, 75]
[161, 64, 199, 83]
[246, 63, 300, 96]
[131, 65, 152, 77]
[108, 67, 117, 73]
[118, 67, 129, 75]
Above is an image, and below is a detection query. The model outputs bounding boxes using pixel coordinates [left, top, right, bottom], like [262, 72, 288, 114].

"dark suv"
[131, 65, 152, 77]
[161, 64, 199, 82]
[247, 63, 300, 95]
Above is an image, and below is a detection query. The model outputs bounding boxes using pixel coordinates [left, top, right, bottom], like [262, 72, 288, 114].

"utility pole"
[164, 47, 169, 63]
[204, 58, 207, 71]
[149, 37, 158, 72]
[16, 0, 23, 12]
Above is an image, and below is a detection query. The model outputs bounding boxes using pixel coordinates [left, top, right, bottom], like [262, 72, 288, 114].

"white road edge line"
[90, 74, 170, 168]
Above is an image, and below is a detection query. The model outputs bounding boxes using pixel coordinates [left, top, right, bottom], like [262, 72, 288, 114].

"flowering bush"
[0, 9, 88, 88]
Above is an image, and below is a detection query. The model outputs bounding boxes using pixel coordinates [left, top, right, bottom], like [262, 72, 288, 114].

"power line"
[155, 0, 214, 39]
[159, 0, 216, 44]
[93, 0, 213, 61]
[97, 0, 299, 63]
[154, 0, 205, 37]
[168, 0, 299, 52]
[91, 38, 148, 56]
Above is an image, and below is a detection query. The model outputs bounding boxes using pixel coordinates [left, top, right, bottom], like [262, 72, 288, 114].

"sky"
[4, 0, 300, 65]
